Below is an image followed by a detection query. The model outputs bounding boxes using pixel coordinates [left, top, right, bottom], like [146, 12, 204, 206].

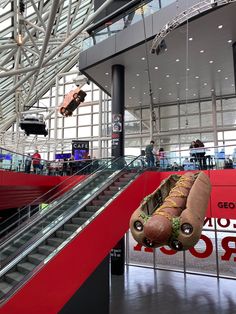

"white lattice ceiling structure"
[0, 0, 98, 133]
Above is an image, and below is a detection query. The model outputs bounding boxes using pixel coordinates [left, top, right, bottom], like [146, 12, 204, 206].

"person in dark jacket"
[24, 153, 32, 173]
[195, 139, 206, 169]
[145, 140, 155, 167]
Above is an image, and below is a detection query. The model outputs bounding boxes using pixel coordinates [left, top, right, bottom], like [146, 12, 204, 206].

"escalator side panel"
[0, 171, 160, 314]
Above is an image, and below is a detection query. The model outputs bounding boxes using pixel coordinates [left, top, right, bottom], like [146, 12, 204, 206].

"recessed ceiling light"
[154, 66, 158, 70]
[187, 68, 190, 71]
[193, 93, 196, 96]
[153, 97, 156, 100]
[105, 85, 108, 88]
[204, 83, 207, 86]
[176, 59, 180, 62]
[217, 69, 221, 72]
[164, 48, 168, 52]
[225, 77, 228, 80]
[185, 88, 188, 91]
[177, 97, 180, 100]
[166, 74, 170, 77]
[129, 97, 132, 99]
[218, 25, 223, 29]
[232, 84, 235, 87]
[200, 50, 204, 53]
[144, 92, 146, 94]
[176, 82, 180, 85]
[136, 73, 140, 76]
[211, 89, 215, 92]
[141, 57, 145, 60]
[195, 76, 199, 79]
[189, 37, 193, 41]
[228, 40, 232, 43]
[168, 92, 172, 95]
[209, 60, 214, 64]
[132, 86, 135, 89]
[105, 72, 109, 75]
[159, 87, 162, 90]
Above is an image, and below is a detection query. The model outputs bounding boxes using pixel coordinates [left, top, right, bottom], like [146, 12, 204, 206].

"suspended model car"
[19, 113, 48, 136]
[59, 86, 87, 117]
[130, 172, 211, 251]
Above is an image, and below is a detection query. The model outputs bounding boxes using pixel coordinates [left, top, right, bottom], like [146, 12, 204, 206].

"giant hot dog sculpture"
[130, 172, 211, 251]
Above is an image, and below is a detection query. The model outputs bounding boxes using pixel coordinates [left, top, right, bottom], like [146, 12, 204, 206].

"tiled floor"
[110, 265, 236, 314]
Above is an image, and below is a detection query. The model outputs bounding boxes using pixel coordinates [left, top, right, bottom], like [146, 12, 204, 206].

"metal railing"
[0, 156, 115, 239]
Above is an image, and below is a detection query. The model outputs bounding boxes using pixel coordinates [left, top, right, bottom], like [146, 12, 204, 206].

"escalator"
[0, 155, 146, 312]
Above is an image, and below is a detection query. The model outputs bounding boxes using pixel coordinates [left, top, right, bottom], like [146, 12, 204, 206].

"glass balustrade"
[82, 0, 174, 51]
[0, 146, 111, 176]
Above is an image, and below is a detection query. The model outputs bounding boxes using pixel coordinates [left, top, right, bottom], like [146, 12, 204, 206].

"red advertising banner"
[209, 170, 236, 219]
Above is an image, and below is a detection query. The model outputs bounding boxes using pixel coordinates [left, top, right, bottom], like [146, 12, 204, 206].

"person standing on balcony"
[195, 139, 206, 170]
[24, 153, 32, 173]
[32, 150, 41, 174]
[145, 140, 155, 167]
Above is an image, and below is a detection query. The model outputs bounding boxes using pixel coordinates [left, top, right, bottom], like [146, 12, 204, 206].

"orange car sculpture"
[59, 86, 87, 117]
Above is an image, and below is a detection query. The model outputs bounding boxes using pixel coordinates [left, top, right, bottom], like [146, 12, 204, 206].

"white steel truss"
[151, 0, 236, 53]
[0, 0, 114, 134]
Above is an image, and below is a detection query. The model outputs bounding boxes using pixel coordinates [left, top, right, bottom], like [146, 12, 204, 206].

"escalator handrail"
[0, 155, 143, 279]
[0, 157, 122, 245]
[0, 169, 122, 273]
[0, 157, 116, 238]
[0, 155, 139, 247]
[0, 166, 144, 306]
[0, 169, 107, 251]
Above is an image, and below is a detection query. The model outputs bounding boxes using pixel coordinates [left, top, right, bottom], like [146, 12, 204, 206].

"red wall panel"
[0, 171, 158, 313]
[0, 171, 86, 211]
[1, 169, 236, 312]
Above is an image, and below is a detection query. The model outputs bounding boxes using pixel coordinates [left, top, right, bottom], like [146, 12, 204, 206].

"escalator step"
[47, 237, 65, 247]
[118, 177, 129, 182]
[103, 190, 115, 196]
[56, 230, 72, 239]
[71, 217, 87, 225]
[0, 253, 7, 262]
[109, 186, 119, 191]
[13, 238, 26, 248]
[0, 281, 13, 298]
[78, 211, 94, 218]
[63, 224, 80, 232]
[5, 271, 24, 285]
[27, 253, 46, 265]
[85, 205, 99, 211]
[92, 199, 104, 206]
[2, 245, 16, 256]
[114, 181, 127, 187]
[123, 173, 135, 178]
[98, 195, 110, 201]
[17, 262, 35, 275]
[37, 244, 56, 256]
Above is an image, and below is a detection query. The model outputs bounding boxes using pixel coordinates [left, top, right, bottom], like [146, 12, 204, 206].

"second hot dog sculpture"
[130, 172, 211, 251]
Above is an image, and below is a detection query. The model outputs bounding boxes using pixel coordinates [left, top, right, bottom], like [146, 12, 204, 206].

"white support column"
[212, 91, 218, 154]
[98, 89, 103, 158]
[54, 75, 60, 158]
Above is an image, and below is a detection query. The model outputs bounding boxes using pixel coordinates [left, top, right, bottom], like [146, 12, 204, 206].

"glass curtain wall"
[4, 75, 236, 162]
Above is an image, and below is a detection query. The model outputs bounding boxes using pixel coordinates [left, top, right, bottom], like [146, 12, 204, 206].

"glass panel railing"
[143, 144, 236, 172]
[0, 146, 105, 176]
[82, 0, 176, 51]
[0, 155, 144, 302]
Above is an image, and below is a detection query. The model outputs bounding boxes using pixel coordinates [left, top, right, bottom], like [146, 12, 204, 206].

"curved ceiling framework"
[151, 0, 236, 52]
[0, 0, 95, 132]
